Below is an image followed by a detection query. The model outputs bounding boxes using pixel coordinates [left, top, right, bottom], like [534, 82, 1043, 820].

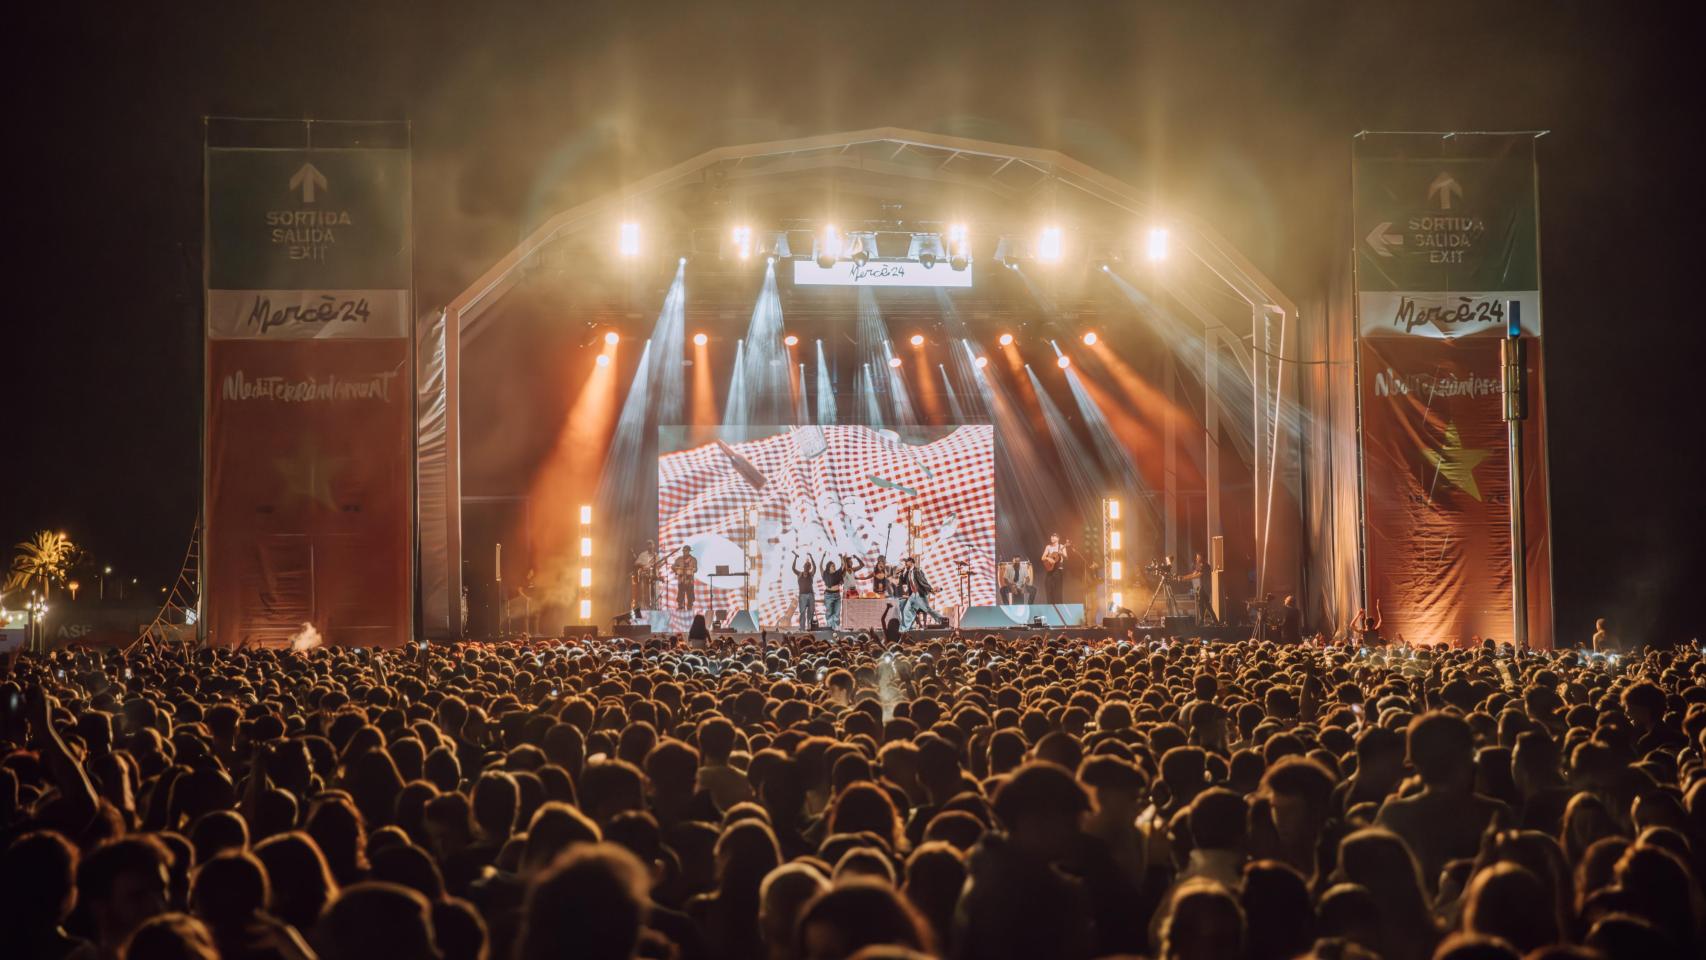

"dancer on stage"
[792, 554, 817, 630]
[819, 553, 863, 629]
[671, 545, 698, 611]
[897, 556, 946, 628]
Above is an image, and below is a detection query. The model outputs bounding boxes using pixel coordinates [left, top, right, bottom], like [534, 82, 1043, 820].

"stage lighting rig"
[1082, 331, 1098, 346]
[909, 232, 945, 269]
[619, 221, 641, 258]
[784, 334, 799, 347]
[910, 334, 925, 347]
[816, 224, 842, 268]
[1057, 355, 1072, 369]
[694, 333, 709, 346]
[849, 233, 871, 267]
[731, 224, 753, 260]
[1146, 226, 1170, 262]
[947, 223, 970, 271]
[998, 333, 1015, 347]
[1037, 226, 1064, 264]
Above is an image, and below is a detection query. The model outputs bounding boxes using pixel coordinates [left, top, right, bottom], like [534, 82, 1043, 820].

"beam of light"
[723, 338, 748, 425]
[1024, 364, 1103, 519]
[737, 259, 791, 423]
[998, 333, 1014, 346]
[691, 332, 714, 425]
[856, 286, 915, 426]
[647, 261, 687, 425]
[915, 344, 944, 423]
[795, 362, 810, 424]
[604, 331, 620, 346]
[961, 338, 1065, 553]
[785, 334, 798, 347]
[618, 221, 641, 258]
[693, 332, 708, 346]
[815, 339, 837, 424]
[1081, 331, 1098, 346]
[1080, 339, 1199, 489]
[1101, 266, 1309, 472]
[858, 363, 884, 427]
[939, 363, 966, 422]
[1061, 363, 1164, 551]
[910, 333, 925, 347]
[931, 291, 991, 421]
[732, 224, 752, 260]
[590, 338, 656, 617]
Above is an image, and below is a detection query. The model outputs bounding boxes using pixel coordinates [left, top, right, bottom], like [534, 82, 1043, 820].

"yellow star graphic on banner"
[274, 438, 348, 511]
[1422, 421, 1492, 501]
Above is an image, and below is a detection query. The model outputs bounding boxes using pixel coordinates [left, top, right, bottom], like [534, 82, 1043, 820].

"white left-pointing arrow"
[1364, 221, 1404, 258]
[289, 162, 328, 203]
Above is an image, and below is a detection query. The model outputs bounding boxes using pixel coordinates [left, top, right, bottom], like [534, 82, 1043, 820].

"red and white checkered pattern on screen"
[656, 425, 996, 630]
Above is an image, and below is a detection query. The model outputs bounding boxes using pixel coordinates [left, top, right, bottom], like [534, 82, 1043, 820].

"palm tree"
[6, 530, 74, 596]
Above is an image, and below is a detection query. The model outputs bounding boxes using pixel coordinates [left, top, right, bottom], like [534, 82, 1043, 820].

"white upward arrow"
[1365, 221, 1404, 258]
[289, 162, 328, 203]
[1428, 172, 1462, 210]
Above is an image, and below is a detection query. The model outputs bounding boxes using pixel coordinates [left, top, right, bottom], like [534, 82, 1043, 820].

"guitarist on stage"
[1040, 534, 1070, 604]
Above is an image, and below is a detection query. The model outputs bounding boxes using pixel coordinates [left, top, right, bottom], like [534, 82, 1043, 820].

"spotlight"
[1037, 226, 1063, 263]
[849, 233, 870, 267]
[595, 354, 611, 367]
[1146, 226, 1170, 262]
[998, 333, 1014, 347]
[888, 356, 903, 368]
[693, 333, 709, 346]
[817, 224, 841, 268]
[1081, 331, 1098, 346]
[910, 334, 925, 347]
[619, 221, 641, 258]
[784, 334, 799, 347]
[604, 331, 620, 346]
[947, 223, 969, 270]
[1057, 354, 1072, 369]
[731, 224, 752, 260]
[974, 356, 989, 369]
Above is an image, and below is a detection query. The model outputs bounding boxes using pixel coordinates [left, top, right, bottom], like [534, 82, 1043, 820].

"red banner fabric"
[206, 340, 412, 647]
[1359, 336, 1553, 647]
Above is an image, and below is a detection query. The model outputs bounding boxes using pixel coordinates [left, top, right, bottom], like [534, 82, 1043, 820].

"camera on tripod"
[1143, 557, 1175, 580]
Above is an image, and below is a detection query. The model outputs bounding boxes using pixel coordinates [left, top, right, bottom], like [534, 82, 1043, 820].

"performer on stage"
[792, 554, 817, 630]
[897, 556, 945, 628]
[819, 553, 863, 629]
[671, 546, 698, 611]
[631, 540, 660, 612]
[999, 555, 1034, 605]
[1040, 534, 1069, 604]
[1278, 594, 1303, 645]
[869, 555, 892, 597]
[1178, 552, 1211, 625]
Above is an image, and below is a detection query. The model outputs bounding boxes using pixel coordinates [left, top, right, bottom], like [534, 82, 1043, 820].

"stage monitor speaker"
[723, 610, 759, 633]
[960, 604, 1086, 629]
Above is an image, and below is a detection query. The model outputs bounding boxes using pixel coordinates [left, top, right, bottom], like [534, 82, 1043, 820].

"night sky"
[10, 2, 1700, 641]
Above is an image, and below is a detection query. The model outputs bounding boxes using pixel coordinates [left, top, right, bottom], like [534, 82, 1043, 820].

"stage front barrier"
[959, 604, 1086, 629]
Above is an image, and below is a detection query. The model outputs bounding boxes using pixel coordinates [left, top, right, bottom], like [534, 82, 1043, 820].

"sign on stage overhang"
[207, 149, 411, 338]
[792, 259, 973, 288]
[203, 124, 413, 649]
[1355, 148, 1541, 339]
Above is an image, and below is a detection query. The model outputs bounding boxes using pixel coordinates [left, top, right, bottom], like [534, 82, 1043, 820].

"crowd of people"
[1, 631, 1702, 960]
